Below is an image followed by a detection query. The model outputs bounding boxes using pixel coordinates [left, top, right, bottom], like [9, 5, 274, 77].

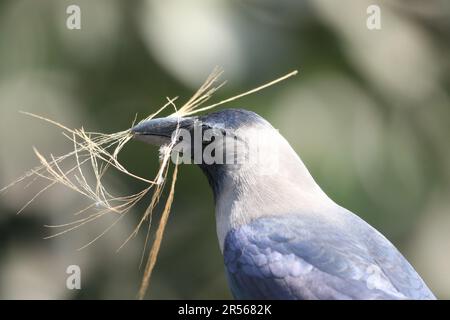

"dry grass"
[0, 68, 297, 299]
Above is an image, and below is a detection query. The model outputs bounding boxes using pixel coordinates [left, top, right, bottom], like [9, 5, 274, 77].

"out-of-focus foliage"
[0, 0, 449, 299]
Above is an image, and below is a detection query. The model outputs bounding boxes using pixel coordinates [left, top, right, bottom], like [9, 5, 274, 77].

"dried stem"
[0, 68, 298, 298]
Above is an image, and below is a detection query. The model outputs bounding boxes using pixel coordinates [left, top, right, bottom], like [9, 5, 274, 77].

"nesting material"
[0, 68, 297, 299]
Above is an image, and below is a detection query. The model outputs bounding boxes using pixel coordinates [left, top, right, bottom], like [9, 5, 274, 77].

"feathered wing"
[223, 214, 435, 300]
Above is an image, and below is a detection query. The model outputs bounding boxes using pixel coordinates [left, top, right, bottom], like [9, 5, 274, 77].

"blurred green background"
[0, 0, 449, 299]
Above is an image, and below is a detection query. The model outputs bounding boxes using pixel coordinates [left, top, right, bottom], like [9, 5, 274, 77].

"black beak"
[131, 116, 195, 146]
